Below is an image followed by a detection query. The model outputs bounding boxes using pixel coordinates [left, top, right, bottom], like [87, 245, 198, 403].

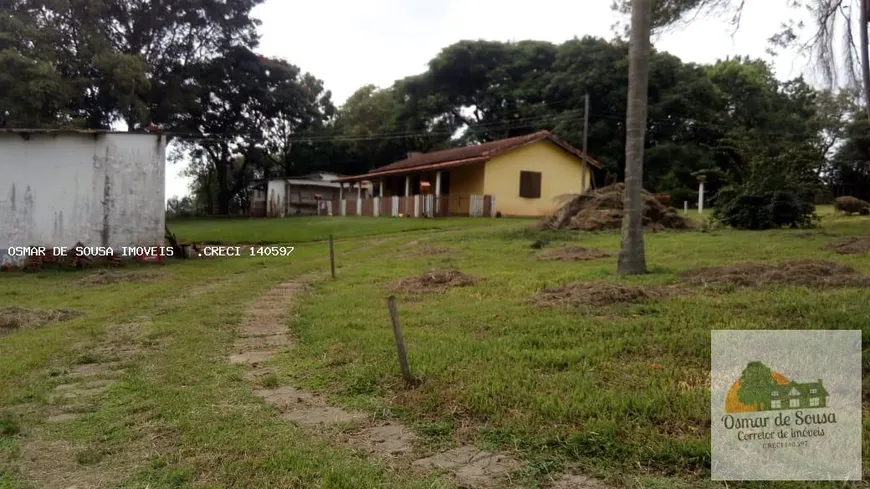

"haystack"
[833, 196, 870, 216]
[538, 183, 691, 231]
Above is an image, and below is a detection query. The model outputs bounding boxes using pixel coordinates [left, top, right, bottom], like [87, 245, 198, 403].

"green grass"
[167, 216, 514, 245]
[2, 211, 869, 488]
[0, 232, 462, 489]
[275, 211, 870, 488]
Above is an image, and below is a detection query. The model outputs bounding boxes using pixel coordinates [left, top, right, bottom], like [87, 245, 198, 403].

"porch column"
[405, 175, 410, 196]
[435, 171, 442, 195]
[357, 183, 361, 200]
[379, 178, 384, 197]
[339, 182, 343, 200]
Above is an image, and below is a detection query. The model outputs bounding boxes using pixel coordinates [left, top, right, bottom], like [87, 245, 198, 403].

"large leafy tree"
[0, 4, 72, 127]
[829, 115, 870, 198]
[327, 85, 409, 175]
[388, 37, 729, 188]
[0, 0, 263, 129]
[180, 47, 333, 214]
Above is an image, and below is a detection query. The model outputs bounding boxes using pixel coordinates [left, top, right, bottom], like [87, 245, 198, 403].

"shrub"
[669, 188, 699, 208]
[715, 185, 817, 230]
[814, 188, 835, 205]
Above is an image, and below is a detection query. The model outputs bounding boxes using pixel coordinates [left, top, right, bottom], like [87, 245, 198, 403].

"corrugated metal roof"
[336, 130, 601, 182]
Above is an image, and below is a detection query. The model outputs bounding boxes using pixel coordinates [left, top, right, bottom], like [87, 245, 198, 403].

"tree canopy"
[318, 38, 837, 204]
[2, 2, 869, 214]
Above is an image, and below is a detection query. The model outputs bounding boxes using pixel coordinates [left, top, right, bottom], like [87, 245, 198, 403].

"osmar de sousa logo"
[721, 361, 835, 442]
[711, 330, 861, 481]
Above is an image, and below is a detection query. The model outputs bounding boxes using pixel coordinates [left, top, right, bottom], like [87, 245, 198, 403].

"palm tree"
[617, 0, 653, 275]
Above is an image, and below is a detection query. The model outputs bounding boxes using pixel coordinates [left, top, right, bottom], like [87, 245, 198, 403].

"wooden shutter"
[519, 171, 542, 198]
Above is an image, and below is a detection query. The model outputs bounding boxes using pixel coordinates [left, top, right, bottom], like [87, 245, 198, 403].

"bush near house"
[668, 187, 699, 208]
[714, 173, 819, 230]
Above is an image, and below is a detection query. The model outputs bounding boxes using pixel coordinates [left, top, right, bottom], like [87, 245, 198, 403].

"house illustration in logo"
[725, 361, 829, 413]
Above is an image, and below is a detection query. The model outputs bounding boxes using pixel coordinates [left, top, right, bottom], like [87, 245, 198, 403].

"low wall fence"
[316, 194, 496, 218]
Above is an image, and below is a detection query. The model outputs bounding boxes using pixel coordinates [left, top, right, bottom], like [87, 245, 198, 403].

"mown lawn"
[0, 231, 472, 489]
[274, 211, 870, 488]
[1, 212, 868, 489]
[167, 216, 510, 245]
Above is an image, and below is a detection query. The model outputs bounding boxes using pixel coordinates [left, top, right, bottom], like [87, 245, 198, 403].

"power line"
[165, 110, 591, 144]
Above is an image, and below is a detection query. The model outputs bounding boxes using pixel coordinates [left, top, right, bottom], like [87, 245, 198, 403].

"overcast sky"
[166, 0, 813, 202]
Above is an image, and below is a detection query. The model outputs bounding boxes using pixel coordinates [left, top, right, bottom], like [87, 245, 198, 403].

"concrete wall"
[0, 132, 166, 264]
[483, 140, 589, 217]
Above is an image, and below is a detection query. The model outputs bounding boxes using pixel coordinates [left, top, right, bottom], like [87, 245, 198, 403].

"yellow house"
[334, 131, 601, 217]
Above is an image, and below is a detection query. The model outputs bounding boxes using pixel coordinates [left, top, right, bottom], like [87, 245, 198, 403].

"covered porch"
[323, 165, 496, 218]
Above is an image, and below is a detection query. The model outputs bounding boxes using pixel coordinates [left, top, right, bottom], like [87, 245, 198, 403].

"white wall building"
[0, 129, 166, 265]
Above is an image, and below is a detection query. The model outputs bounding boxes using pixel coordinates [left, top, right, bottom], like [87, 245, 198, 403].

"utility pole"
[583, 93, 591, 190]
[583, 93, 589, 157]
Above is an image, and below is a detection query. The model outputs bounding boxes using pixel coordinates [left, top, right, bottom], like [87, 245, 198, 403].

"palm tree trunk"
[617, 0, 653, 275]
[860, 0, 870, 121]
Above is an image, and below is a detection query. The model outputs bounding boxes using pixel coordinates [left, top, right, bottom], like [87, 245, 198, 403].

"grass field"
[166, 216, 504, 245]
[1, 211, 869, 488]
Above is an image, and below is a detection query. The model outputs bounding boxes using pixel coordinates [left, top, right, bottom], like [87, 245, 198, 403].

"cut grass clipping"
[388, 269, 479, 294]
[826, 236, 870, 255]
[535, 282, 670, 308]
[0, 306, 83, 334]
[681, 259, 870, 288]
[538, 246, 612, 261]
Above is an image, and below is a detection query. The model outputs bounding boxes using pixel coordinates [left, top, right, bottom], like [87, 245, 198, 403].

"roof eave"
[338, 132, 601, 183]
[335, 156, 491, 183]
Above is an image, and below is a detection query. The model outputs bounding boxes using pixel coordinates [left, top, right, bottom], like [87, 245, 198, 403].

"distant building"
[0, 129, 166, 266]
[249, 173, 371, 217]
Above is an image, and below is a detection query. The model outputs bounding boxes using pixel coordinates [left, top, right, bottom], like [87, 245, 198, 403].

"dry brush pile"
[833, 196, 870, 216]
[387, 269, 479, 294]
[538, 183, 691, 231]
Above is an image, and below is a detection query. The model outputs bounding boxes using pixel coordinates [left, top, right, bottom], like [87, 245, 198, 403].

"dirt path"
[15, 320, 169, 489]
[231, 274, 615, 488]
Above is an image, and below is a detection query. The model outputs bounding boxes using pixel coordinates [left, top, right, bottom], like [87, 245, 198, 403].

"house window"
[789, 398, 800, 408]
[771, 400, 781, 409]
[519, 171, 542, 199]
[810, 388, 817, 394]
[809, 397, 819, 407]
[770, 391, 778, 397]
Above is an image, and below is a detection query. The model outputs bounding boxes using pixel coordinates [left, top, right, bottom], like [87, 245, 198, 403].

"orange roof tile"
[335, 130, 600, 182]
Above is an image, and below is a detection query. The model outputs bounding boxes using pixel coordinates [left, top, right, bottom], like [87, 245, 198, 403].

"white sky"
[165, 0, 814, 201]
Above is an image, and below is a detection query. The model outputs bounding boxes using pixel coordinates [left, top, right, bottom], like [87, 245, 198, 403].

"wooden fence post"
[329, 234, 336, 279]
[387, 295, 412, 384]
